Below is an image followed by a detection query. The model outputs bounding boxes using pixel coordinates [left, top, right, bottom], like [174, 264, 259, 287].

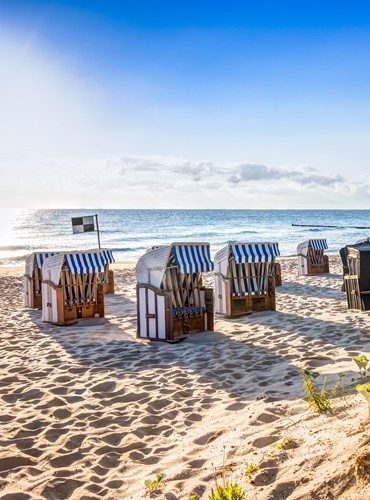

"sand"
[2, 256, 370, 499]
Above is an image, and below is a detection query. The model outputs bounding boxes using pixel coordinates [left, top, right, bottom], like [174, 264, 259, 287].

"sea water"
[1, 208, 370, 265]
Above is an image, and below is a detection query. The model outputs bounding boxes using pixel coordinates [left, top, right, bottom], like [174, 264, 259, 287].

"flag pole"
[95, 214, 101, 249]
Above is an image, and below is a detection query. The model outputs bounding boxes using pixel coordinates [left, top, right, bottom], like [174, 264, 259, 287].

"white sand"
[1, 256, 370, 499]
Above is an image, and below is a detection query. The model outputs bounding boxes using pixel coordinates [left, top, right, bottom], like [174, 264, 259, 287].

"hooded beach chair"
[214, 242, 280, 316]
[41, 251, 105, 325]
[136, 242, 214, 341]
[297, 239, 329, 275]
[343, 243, 370, 311]
[88, 248, 115, 294]
[340, 239, 370, 292]
[24, 252, 56, 308]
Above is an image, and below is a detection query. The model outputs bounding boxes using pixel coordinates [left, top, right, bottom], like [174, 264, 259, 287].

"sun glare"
[0, 209, 24, 247]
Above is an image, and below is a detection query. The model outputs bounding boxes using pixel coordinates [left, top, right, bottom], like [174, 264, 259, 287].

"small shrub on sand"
[271, 436, 295, 451]
[209, 452, 245, 500]
[144, 472, 166, 492]
[353, 355, 370, 378]
[356, 383, 370, 419]
[209, 482, 245, 500]
[301, 369, 338, 412]
[244, 462, 260, 477]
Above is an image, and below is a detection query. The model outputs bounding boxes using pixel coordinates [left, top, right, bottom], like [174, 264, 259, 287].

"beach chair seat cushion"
[173, 305, 206, 317]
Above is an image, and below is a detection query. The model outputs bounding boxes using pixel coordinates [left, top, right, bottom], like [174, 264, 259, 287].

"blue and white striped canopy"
[65, 252, 106, 274]
[35, 252, 57, 269]
[101, 249, 115, 264]
[309, 239, 328, 251]
[230, 243, 280, 263]
[231, 259, 268, 296]
[173, 244, 214, 273]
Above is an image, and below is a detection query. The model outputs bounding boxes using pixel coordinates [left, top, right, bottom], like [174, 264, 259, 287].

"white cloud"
[1, 152, 369, 209]
[227, 163, 346, 188]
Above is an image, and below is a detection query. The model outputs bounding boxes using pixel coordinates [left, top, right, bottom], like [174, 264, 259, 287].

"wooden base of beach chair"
[205, 288, 214, 331]
[274, 263, 282, 287]
[247, 294, 276, 312]
[173, 314, 204, 336]
[24, 274, 43, 309]
[224, 293, 276, 317]
[26, 291, 42, 309]
[103, 270, 115, 294]
[220, 295, 276, 317]
[225, 299, 251, 318]
[61, 304, 104, 325]
[137, 284, 214, 342]
[344, 275, 370, 311]
[43, 283, 104, 325]
[307, 256, 329, 275]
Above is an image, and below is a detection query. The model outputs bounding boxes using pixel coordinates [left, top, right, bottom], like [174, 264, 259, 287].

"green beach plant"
[356, 383, 370, 419]
[144, 471, 166, 492]
[301, 369, 334, 412]
[353, 355, 370, 378]
[209, 482, 245, 500]
[271, 436, 295, 451]
[209, 449, 245, 500]
[244, 462, 260, 477]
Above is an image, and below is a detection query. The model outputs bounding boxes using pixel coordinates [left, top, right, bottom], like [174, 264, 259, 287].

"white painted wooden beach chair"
[24, 252, 56, 308]
[297, 239, 329, 275]
[214, 242, 280, 317]
[136, 242, 214, 341]
[41, 251, 105, 325]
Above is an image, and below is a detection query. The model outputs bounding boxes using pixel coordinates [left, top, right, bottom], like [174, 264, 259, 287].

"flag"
[71, 215, 95, 234]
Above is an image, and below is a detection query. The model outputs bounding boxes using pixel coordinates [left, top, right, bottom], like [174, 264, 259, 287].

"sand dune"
[1, 257, 370, 499]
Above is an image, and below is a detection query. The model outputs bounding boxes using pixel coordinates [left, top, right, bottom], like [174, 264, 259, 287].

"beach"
[2, 256, 370, 499]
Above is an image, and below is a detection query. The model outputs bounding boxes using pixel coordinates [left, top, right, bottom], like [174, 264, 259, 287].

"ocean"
[1, 209, 370, 266]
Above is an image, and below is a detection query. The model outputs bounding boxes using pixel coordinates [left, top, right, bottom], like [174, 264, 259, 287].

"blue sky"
[1, 1, 370, 208]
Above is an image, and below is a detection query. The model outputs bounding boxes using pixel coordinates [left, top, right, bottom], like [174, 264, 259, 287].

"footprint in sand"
[85, 482, 108, 496]
[193, 430, 223, 446]
[37, 396, 67, 410]
[226, 402, 246, 411]
[0, 456, 37, 476]
[98, 453, 121, 469]
[44, 427, 69, 443]
[185, 412, 202, 422]
[133, 424, 172, 438]
[105, 480, 124, 490]
[249, 412, 281, 426]
[187, 459, 206, 469]
[90, 381, 117, 395]
[300, 355, 335, 368]
[41, 479, 84, 500]
[1, 494, 32, 500]
[99, 432, 123, 447]
[63, 434, 86, 451]
[53, 408, 72, 420]
[252, 466, 279, 486]
[49, 451, 85, 468]
[252, 435, 279, 448]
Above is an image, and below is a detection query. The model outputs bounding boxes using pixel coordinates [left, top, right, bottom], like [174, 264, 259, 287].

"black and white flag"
[71, 215, 95, 234]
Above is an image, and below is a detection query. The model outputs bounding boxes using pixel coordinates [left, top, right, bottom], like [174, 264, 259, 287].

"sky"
[1, 0, 370, 209]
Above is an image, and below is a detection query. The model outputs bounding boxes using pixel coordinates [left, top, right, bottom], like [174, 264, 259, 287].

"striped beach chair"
[24, 252, 56, 308]
[297, 239, 329, 275]
[214, 242, 280, 316]
[41, 251, 105, 325]
[136, 242, 214, 342]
